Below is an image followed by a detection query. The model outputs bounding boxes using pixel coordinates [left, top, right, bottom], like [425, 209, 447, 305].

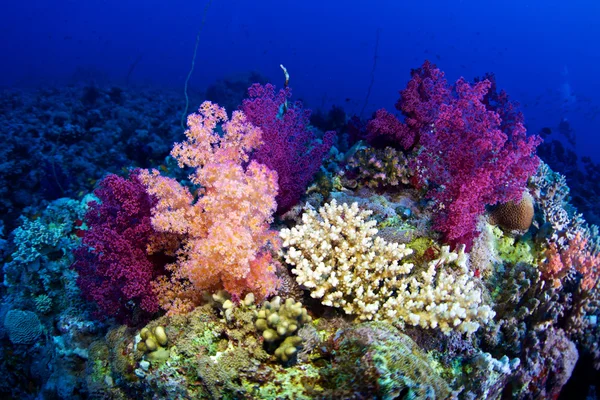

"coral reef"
[1, 63, 599, 399]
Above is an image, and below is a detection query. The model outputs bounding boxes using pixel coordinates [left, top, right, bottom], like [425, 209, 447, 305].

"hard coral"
[490, 192, 534, 232]
[280, 200, 414, 321]
[254, 296, 312, 363]
[3, 309, 43, 345]
[345, 146, 412, 189]
[281, 200, 494, 333]
[322, 322, 452, 399]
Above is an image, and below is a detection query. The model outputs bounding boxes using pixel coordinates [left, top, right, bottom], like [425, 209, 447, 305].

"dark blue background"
[2, 0, 599, 161]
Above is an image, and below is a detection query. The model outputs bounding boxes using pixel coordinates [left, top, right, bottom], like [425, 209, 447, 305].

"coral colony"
[1, 62, 599, 399]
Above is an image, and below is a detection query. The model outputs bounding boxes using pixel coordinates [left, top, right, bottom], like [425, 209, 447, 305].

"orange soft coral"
[140, 101, 280, 314]
[540, 233, 599, 291]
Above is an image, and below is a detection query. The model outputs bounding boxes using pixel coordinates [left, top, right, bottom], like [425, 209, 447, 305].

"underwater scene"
[1, 0, 600, 399]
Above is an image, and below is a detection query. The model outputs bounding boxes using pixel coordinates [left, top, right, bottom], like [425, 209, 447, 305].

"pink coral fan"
[140, 101, 280, 314]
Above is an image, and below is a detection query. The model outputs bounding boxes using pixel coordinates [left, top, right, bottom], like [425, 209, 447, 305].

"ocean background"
[2, 0, 599, 161]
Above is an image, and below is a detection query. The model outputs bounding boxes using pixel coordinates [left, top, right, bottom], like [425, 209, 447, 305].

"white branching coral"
[381, 245, 495, 334]
[280, 200, 414, 320]
[280, 200, 495, 334]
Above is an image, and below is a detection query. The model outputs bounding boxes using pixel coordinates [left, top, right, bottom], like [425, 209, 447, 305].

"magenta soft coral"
[418, 73, 540, 249]
[72, 171, 165, 325]
[241, 83, 336, 214]
[369, 61, 541, 249]
[366, 109, 415, 150]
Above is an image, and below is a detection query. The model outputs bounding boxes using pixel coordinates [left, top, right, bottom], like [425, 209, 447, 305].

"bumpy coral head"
[489, 191, 534, 232]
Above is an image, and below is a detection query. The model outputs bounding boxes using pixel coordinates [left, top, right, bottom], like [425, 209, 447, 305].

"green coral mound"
[322, 322, 452, 399]
[137, 325, 170, 363]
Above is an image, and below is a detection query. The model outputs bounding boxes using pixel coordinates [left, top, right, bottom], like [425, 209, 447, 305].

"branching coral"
[280, 200, 414, 320]
[280, 200, 494, 333]
[344, 146, 412, 189]
[383, 245, 495, 334]
[528, 161, 587, 246]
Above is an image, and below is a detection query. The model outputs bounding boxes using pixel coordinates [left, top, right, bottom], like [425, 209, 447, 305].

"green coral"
[34, 294, 53, 314]
[254, 296, 312, 363]
[245, 362, 323, 399]
[137, 325, 170, 363]
[493, 226, 535, 265]
[321, 322, 452, 399]
[407, 236, 436, 259]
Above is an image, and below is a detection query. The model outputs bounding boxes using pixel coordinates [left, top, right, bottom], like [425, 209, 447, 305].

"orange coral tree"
[540, 233, 599, 291]
[140, 101, 280, 314]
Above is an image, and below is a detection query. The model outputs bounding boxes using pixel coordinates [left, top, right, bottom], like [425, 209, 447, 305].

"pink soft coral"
[365, 62, 541, 250]
[140, 101, 280, 314]
[541, 234, 600, 291]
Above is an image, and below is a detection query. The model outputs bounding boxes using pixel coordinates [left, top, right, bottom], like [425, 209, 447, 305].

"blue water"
[2, 0, 599, 161]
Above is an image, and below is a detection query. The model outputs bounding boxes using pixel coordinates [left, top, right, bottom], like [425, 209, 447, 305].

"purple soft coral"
[241, 83, 336, 214]
[407, 63, 541, 249]
[367, 61, 541, 249]
[72, 170, 166, 325]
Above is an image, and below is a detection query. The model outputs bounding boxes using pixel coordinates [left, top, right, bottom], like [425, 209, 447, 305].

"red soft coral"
[72, 171, 168, 325]
[541, 234, 600, 291]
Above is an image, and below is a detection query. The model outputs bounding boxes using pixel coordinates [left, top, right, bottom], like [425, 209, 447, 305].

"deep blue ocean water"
[2, 0, 599, 161]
